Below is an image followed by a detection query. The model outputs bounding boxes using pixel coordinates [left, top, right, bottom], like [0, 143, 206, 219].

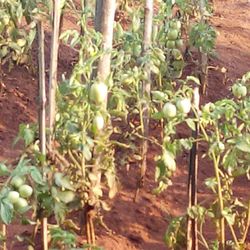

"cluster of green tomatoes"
[7, 176, 33, 213]
[166, 20, 183, 50]
[89, 81, 108, 134]
[162, 98, 192, 119]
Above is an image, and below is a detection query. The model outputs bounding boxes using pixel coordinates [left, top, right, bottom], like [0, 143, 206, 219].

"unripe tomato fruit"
[11, 176, 25, 188]
[176, 98, 191, 114]
[232, 84, 247, 98]
[175, 39, 184, 49]
[92, 113, 105, 133]
[167, 41, 176, 49]
[14, 197, 28, 211]
[169, 20, 181, 30]
[7, 191, 20, 204]
[163, 103, 177, 118]
[0, 163, 8, 175]
[89, 82, 108, 105]
[19, 185, 33, 198]
[57, 191, 75, 204]
[167, 29, 179, 40]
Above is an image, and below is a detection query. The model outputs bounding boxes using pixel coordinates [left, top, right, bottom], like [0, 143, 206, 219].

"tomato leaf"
[186, 118, 196, 131]
[236, 139, 250, 153]
[0, 200, 13, 224]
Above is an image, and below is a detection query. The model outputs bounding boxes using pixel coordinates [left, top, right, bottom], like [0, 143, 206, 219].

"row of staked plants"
[0, 0, 249, 249]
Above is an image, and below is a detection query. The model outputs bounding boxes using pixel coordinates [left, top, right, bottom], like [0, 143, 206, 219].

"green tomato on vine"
[163, 103, 177, 118]
[89, 82, 108, 105]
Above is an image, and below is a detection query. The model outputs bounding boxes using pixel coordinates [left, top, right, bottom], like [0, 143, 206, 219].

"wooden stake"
[48, 0, 61, 149]
[85, 0, 116, 246]
[187, 87, 200, 250]
[199, 0, 208, 95]
[134, 0, 154, 202]
[37, 21, 48, 250]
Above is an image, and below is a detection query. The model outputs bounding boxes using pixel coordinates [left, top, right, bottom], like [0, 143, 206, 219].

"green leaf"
[54, 201, 67, 224]
[236, 139, 250, 153]
[83, 146, 92, 161]
[0, 200, 13, 224]
[54, 173, 75, 191]
[222, 208, 235, 225]
[18, 124, 35, 147]
[30, 167, 44, 185]
[186, 118, 196, 131]
[11, 155, 31, 177]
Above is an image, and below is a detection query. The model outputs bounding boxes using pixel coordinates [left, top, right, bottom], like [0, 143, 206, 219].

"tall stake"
[85, 0, 116, 246]
[37, 21, 47, 250]
[135, 0, 154, 202]
[187, 87, 200, 250]
[199, 0, 208, 95]
[48, 0, 61, 149]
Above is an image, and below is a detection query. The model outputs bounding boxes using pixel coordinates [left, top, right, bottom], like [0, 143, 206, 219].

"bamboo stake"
[37, 20, 48, 250]
[48, 0, 61, 149]
[134, 0, 154, 202]
[187, 87, 200, 250]
[199, 0, 208, 95]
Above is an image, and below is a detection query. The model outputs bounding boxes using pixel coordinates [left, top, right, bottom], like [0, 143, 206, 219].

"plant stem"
[1, 224, 6, 250]
[212, 152, 225, 249]
[227, 221, 240, 248]
[241, 200, 250, 243]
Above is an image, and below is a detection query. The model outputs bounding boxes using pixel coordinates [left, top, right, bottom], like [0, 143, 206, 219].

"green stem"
[212, 152, 225, 249]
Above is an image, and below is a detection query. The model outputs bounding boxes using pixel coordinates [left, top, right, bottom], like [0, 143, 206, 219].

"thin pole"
[37, 20, 48, 250]
[48, 0, 61, 149]
[187, 87, 200, 250]
[135, 0, 154, 202]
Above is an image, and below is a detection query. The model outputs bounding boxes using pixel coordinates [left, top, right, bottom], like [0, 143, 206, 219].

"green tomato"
[167, 40, 176, 49]
[151, 91, 165, 101]
[176, 98, 191, 114]
[14, 197, 28, 212]
[92, 113, 105, 133]
[232, 84, 247, 98]
[7, 191, 20, 204]
[167, 29, 179, 40]
[10, 176, 25, 189]
[169, 20, 181, 30]
[89, 82, 108, 105]
[175, 39, 184, 49]
[57, 190, 75, 204]
[163, 103, 177, 118]
[19, 185, 33, 198]
[0, 163, 8, 175]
